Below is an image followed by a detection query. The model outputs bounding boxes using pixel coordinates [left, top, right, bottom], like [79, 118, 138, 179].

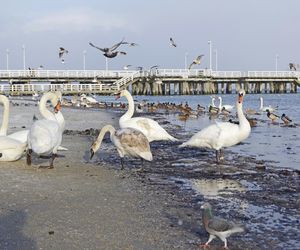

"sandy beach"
[0, 98, 299, 250]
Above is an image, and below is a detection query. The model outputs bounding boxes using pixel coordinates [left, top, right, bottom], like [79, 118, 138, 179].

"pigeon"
[103, 51, 126, 58]
[266, 109, 280, 122]
[89, 38, 127, 58]
[200, 202, 244, 249]
[169, 37, 177, 47]
[281, 113, 292, 124]
[188, 54, 204, 69]
[59, 47, 68, 58]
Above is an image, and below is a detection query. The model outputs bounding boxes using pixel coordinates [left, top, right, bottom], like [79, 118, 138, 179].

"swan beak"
[54, 101, 62, 113]
[90, 148, 95, 159]
[238, 94, 244, 103]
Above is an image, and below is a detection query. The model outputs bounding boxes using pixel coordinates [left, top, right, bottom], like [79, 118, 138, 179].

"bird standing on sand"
[188, 55, 204, 69]
[266, 109, 280, 123]
[281, 113, 292, 125]
[89, 39, 127, 58]
[90, 125, 153, 169]
[169, 37, 177, 47]
[200, 202, 244, 249]
[179, 89, 251, 163]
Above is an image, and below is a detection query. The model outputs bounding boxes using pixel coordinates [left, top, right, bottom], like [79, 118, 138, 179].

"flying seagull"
[169, 37, 177, 47]
[150, 65, 159, 70]
[122, 42, 138, 46]
[200, 202, 244, 249]
[188, 54, 204, 69]
[289, 63, 298, 71]
[123, 64, 132, 70]
[59, 47, 68, 58]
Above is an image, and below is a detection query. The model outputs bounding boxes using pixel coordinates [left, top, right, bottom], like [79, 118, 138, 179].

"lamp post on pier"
[6, 49, 9, 70]
[275, 54, 279, 72]
[214, 49, 218, 71]
[83, 50, 87, 70]
[184, 52, 188, 69]
[208, 40, 212, 70]
[22, 45, 26, 70]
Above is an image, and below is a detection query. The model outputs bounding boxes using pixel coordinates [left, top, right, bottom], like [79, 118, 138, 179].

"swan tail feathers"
[140, 152, 153, 161]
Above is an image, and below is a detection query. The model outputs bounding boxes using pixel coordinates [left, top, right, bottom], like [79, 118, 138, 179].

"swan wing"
[28, 120, 62, 154]
[0, 136, 26, 150]
[116, 128, 152, 160]
[7, 130, 29, 143]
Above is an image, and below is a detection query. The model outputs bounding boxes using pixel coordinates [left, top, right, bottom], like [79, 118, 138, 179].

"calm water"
[98, 93, 300, 170]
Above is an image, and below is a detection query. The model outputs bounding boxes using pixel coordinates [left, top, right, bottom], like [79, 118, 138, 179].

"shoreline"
[0, 100, 299, 249]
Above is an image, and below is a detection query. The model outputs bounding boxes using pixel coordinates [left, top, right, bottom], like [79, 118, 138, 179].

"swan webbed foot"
[26, 149, 32, 166]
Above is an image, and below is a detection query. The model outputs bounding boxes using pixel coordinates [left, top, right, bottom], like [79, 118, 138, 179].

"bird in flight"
[59, 47, 68, 58]
[289, 63, 298, 71]
[122, 42, 138, 46]
[169, 37, 177, 47]
[123, 65, 132, 70]
[188, 54, 204, 69]
[89, 38, 127, 58]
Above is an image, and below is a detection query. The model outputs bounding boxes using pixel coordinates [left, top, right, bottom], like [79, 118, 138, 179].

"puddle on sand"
[190, 179, 245, 198]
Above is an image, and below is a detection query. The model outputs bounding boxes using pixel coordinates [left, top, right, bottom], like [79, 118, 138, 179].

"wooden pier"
[0, 69, 299, 95]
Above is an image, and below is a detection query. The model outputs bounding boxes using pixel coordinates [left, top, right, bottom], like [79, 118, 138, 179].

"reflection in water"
[190, 178, 245, 197]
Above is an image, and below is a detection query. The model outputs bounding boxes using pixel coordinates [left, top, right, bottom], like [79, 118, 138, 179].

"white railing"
[113, 71, 141, 90]
[0, 69, 300, 80]
[247, 71, 300, 78]
[0, 70, 138, 79]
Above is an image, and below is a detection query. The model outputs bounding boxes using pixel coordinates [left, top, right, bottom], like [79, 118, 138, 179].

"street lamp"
[184, 52, 188, 69]
[214, 49, 218, 71]
[105, 57, 108, 71]
[208, 40, 212, 70]
[22, 45, 26, 70]
[83, 50, 87, 70]
[6, 49, 9, 70]
[275, 54, 278, 72]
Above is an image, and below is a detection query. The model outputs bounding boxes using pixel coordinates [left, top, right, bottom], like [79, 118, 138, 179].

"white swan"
[259, 97, 276, 112]
[27, 92, 65, 168]
[0, 95, 27, 161]
[0, 94, 67, 152]
[179, 89, 251, 163]
[218, 96, 234, 111]
[90, 125, 153, 169]
[116, 90, 177, 142]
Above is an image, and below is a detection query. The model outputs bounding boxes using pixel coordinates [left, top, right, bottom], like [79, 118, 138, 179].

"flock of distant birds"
[56, 37, 205, 70]
[0, 89, 297, 249]
[55, 37, 300, 72]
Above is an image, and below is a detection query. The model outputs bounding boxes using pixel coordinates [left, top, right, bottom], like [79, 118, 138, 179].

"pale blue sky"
[0, 0, 299, 71]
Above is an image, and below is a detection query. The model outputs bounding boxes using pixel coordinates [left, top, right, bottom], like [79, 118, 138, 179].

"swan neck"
[218, 97, 222, 108]
[39, 92, 57, 120]
[93, 125, 115, 153]
[120, 90, 134, 123]
[0, 95, 10, 135]
[237, 101, 247, 125]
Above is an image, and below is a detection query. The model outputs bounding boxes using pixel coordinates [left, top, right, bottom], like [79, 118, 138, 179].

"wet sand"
[0, 99, 299, 250]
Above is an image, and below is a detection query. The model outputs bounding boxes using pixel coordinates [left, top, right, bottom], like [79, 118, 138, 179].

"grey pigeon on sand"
[200, 202, 244, 249]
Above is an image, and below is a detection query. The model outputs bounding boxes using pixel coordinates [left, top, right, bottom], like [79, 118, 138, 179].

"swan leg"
[216, 150, 220, 163]
[26, 149, 32, 166]
[38, 153, 57, 169]
[121, 157, 124, 170]
[220, 149, 224, 161]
